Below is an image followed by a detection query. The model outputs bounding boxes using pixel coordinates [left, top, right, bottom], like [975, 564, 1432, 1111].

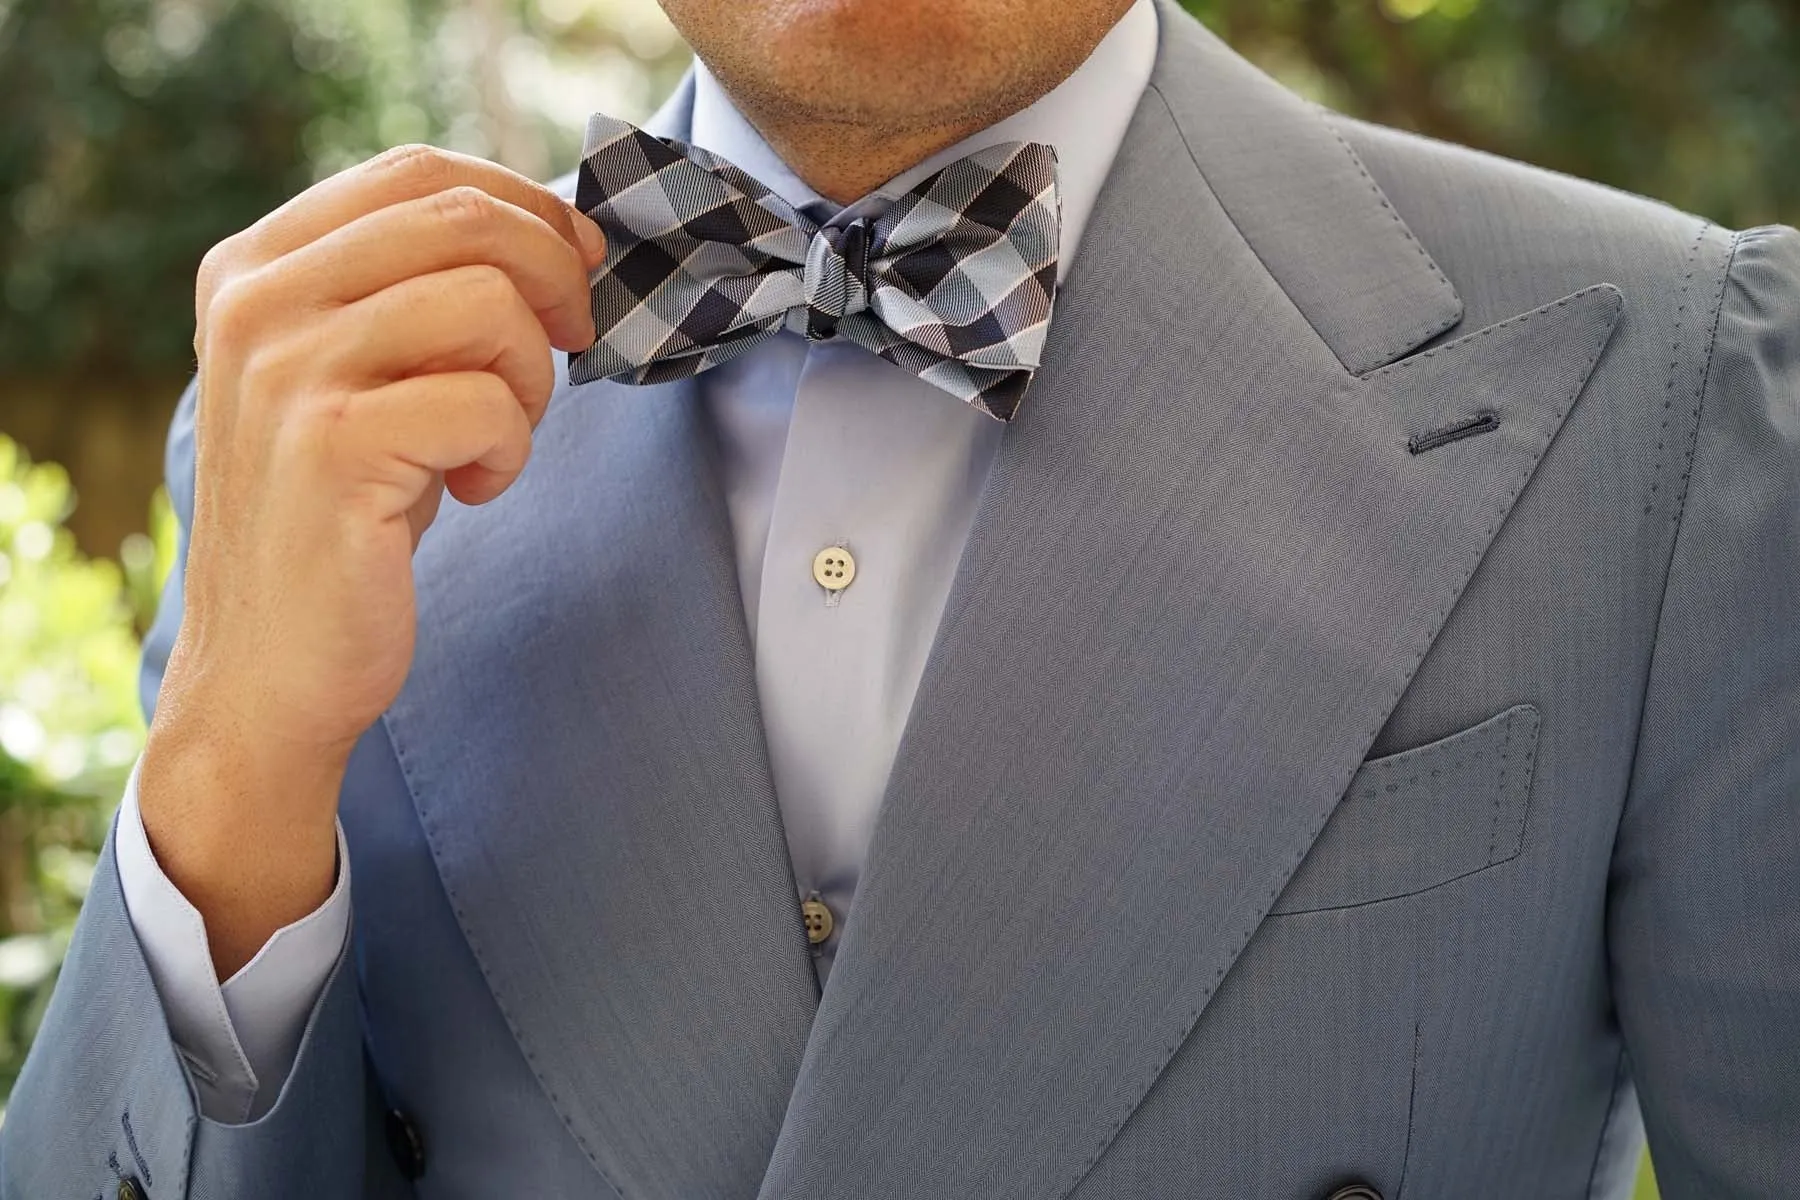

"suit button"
[385, 1108, 427, 1180]
[1324, 1185, 1383, 1200]
[117, 1180, 145, 1200]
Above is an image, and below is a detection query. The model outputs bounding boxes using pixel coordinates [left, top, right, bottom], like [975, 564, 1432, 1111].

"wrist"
[138, 700, 348, 978]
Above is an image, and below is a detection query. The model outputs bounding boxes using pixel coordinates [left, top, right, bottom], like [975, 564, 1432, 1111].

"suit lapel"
[756, 7, 1622, 1198]
[383, 378, 818, 1200]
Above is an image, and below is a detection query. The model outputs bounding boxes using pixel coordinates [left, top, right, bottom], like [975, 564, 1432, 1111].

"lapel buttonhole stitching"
[1407, 409, 1501, 455]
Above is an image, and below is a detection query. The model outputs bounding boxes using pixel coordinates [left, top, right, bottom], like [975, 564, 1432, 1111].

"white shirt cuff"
[113, 756, 352, 1124]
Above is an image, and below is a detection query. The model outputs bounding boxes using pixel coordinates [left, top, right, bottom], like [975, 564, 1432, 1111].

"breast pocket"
[1270, 702, 1541, 915]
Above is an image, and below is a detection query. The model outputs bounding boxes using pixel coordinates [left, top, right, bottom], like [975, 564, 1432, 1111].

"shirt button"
[801, 893, 835, 944]
[812, 545, 856, 592]
[117, 1180, 145, 1200]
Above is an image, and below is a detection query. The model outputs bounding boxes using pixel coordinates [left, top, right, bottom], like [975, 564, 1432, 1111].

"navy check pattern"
[568, 114, 1061, 421]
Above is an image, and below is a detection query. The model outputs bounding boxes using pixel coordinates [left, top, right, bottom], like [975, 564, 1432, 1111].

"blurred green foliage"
[0, 0, 446, 376]
[0, 0, 688, 382]
[0, 435, 172, 1097]
[1180, 0, 1799, 230]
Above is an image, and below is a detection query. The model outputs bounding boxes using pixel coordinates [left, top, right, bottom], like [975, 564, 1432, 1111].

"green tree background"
[2, 0, 1795, 1186]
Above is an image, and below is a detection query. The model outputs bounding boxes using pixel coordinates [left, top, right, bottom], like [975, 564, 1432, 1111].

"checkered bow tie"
[568, 115, 1062, 421]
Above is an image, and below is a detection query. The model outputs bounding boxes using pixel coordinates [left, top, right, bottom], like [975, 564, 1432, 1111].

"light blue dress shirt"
[113, 0, 1159, 1123]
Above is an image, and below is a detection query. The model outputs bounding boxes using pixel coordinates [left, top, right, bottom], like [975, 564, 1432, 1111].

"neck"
[738, 112, 1008, 207]
[697, 0, 1141, 206]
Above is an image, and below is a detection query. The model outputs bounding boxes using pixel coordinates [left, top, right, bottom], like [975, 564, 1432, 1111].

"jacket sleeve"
[1609, 224, 1800, 1197]
[0, 380, 370, 1198]
[0, 827, 368, 1199]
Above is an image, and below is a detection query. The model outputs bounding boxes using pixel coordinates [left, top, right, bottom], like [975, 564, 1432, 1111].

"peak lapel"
[384, 381, 818, 1200]
[1142, 0, 1463, 374]
[756, 10, 1622, 1199]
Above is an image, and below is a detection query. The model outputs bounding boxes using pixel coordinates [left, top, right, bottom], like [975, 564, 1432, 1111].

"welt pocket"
[1269, 702, 1541, 915]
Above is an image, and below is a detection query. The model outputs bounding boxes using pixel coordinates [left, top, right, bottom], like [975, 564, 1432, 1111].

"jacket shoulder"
[1326, 113, 1738, 327]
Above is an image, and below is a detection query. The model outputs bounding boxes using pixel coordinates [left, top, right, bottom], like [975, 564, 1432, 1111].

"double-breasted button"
[1323, 1185, 1383, 1200]
[385, 1107, 427, 1180]
[117, 1179, 145, 1200]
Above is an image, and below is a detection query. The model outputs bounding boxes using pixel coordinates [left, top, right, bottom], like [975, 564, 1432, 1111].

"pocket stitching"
[1269, 703, 1541, 916]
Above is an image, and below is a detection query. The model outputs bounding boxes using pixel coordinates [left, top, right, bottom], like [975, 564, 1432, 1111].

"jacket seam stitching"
[1271, 708, 1542, 916]
[1396, 1019, 1423, 1199]
[1646, 223, 1716, 521]
[1361, 285, 1619, 381]
[1318, 112, 1464, 366]
[179, 1110, 194, 1199]
[1663, 228, 1737, 526]
[1613, 225, 1738, 843]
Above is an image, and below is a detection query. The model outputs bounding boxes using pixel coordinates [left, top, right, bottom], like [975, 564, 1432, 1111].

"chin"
[700, 2, 1024, 118]
[665, 0, 1114, 135]
[760, 2, 990, 68]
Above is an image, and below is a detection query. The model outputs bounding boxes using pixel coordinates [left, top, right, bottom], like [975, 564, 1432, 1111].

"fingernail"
[573, 210, 606, 262]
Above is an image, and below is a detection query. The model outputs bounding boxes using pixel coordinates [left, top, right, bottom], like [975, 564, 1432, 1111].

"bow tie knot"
[799, 219, 872, 342]
[570, 115, 1062, 421]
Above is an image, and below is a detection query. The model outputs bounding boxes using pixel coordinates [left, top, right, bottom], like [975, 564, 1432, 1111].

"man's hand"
[138, 145, 605, 978]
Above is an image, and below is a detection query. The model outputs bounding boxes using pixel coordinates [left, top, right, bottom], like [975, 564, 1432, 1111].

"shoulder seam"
[1648, 222, 1740, 653]
[1614, 225, 1742, 841]
[1662, 225, 1740, 538]
[1645, 223, 1732, 525]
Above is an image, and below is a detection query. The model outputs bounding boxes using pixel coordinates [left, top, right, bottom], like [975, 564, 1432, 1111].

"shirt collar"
[686, 0, 1159, 281]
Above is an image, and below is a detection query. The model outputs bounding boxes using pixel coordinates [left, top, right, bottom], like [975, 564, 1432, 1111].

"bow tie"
[567, 115, 1062, 422]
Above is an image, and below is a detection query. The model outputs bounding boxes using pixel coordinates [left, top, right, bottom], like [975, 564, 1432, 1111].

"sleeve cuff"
[113, 756, 353, 1123]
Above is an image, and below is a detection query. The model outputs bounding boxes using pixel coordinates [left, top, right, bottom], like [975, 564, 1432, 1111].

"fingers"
[198, 145, 605, 328]
[276, 185, 598, 352]
[190, 143, 598, 516]
[350, 371, 534, 506]
[256, 144, 599, 267]
[321, 264, 558, 430]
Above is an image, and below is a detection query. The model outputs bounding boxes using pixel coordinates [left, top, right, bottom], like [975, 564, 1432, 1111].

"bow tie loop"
[570, 115, 1062, 421]
[799, 218, 873, 342]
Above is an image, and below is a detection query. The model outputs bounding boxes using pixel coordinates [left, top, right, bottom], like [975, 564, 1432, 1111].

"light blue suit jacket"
[5, 5, 1798, 1196]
